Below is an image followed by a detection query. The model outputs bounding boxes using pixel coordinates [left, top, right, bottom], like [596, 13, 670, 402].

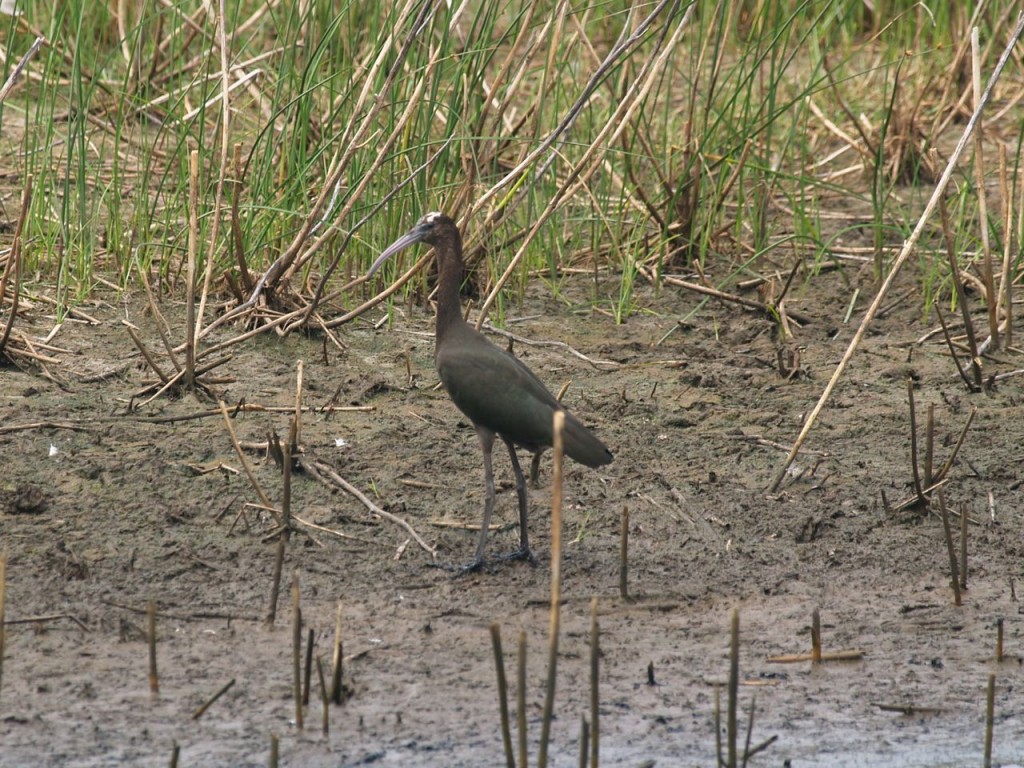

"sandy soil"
[1, 265, 1023, 767]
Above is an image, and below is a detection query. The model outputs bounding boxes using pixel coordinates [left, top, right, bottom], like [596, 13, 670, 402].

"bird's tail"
[561, 410, 613, 467]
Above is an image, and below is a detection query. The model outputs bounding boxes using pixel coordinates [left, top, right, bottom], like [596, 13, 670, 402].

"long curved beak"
[367, 227, 428, 277]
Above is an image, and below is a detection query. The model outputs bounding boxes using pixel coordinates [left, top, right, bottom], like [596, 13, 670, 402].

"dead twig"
[192, 678, 236, 720]
[291, 515, 378, 548]
[218, 400, 277, 519]
[481, 324, 621, 370]
[933, 302, 978, 391]
[0, 36, 45, 104]
[933, 407, 976, 485]
[305, 458, 435, 557]
[873, 702, 945, 715]
[131, 402, 373, 425]
[0, 421, 92, 435]
[99, 599, 259, 622]
[766, 649, 865, 663]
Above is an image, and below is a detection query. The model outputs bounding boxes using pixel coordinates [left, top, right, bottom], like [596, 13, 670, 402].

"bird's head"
[368, 211, 456, 277]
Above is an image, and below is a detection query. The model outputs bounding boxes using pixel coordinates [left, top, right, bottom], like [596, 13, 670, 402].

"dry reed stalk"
[924, 404, 935, 488]
[932, 303, 975, 390]
[292, 572, 304, 730]
[124, 325, 171, 385]
[131, 354, 234, 408]
[997, 144, 1013, 348]
[639, 267, 768, 313]
[1, 613, 86, 630]
[933, 407, 976, 484]
[330, 601, 344, 705]
[984, 673, 996, 767]
[168, 742, 179, 768]
[589, 597, 599, 768]
[938, 195, 982, 389]
[907, 379, 927, 507]
[481, 325, 621, 371]
[293, 361, 304, 448]
[811, 609, 822, 665]
[184, 150, 199, 390]
[269, 733, 279, 767]
[137, 268, 183, 371]
[0, 175, 31, 357]
[971, 28, 998, 350]
[315, 656, 329, 735]
[489, 623, 516, 768]
[0, 545, 6, 704]
[230, 143, 254, 293]
[619, 507, 629, 600]
[218, 400, 277, 516]
[302, 627, 314, 707]
[873, 702, 945, 715]
[742, 693, 758, 768]
[517, 631, 527, 768]
[537, 410, 566, 768]
[926, 4, 992, 142]
[728, 609, 739, 768]
[996, 618, 1004, 662]
[960, 503, 969, 589]
[0, 35, 44, 104]
[137, 403, 372, 424]
[150, 4, 206, 76]
[265, 534, 286, 627]
[769, 14, 1024, 491]
[192, 678, 235, 719]
[714, 684, 723, 768]
[937, 490, 962, 606]
[1017, 136, 1024, 346]
[148, 600, 159, 694]
[281, 426, 293, 530]
[577, 715, 589, 768]
[766, 649, 864, 664]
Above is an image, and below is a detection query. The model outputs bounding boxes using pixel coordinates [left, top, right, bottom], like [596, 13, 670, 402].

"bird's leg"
[458, 427, 497, 573]
[431, 427, 497, 574]
[494, 437, 536, 565]
[528, 449, 544, 488]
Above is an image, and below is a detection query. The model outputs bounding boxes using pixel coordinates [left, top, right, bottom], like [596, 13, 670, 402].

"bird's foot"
[427, 558, 492, 576]
[493, 546, 537, 567]
[427, 549, 535, 574]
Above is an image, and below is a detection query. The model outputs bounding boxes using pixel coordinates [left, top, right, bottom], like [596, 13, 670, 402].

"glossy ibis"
[370, 212, 612, 570]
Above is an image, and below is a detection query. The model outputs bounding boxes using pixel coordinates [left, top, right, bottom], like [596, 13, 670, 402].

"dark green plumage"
[370, 212, 612, 570]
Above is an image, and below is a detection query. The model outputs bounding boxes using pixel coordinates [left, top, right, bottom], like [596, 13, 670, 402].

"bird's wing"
[436, 325, 612, 466]
[436, 330, 561, 450]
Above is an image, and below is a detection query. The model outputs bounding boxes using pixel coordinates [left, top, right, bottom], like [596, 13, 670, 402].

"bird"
[369, 212, 612, 571]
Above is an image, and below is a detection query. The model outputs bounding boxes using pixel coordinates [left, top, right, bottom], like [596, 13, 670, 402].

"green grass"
[0, 0, 1019, 328]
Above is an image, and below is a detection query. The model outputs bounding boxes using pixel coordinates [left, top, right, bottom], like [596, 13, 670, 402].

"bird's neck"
[434, 233, 467, 347]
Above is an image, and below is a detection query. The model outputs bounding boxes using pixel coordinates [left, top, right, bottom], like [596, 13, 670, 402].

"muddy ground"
[1, 262, 1022, 767]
